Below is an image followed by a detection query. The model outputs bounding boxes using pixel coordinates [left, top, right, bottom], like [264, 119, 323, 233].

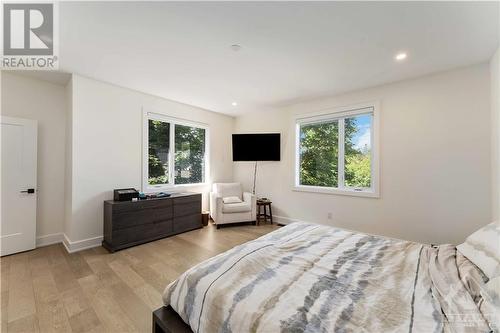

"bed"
[159, 222, 499, 333]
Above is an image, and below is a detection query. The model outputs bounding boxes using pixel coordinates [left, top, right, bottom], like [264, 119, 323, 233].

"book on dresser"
[102, 192, 202, 252]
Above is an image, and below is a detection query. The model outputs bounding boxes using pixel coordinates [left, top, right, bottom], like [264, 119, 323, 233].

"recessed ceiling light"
[230, 44, 241, 52]
[395, 52, 407, 61]
[231, 102, 238, 106]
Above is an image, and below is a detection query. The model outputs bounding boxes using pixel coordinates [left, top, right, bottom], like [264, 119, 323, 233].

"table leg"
[269, 204, 273, 224]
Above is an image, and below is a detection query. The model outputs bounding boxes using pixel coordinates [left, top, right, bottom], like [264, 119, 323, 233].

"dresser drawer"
[173, 195, 201, 217]
[113, 199, 172, 213]
[112, 220, 173, 246]
[173, 194, 201, 204]
[173, 214, 202, 233]
[112, 206, 173, 230]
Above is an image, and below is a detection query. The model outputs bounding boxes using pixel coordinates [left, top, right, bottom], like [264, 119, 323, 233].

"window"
[143, 112, 208, 190]
[294, 105, 379, 197]
[148, 119, 170, 185]
[299, 120, 339, 187]
[174, 124, 206, 185]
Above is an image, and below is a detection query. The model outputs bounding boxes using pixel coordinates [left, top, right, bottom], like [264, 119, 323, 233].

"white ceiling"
[58, 1, 498, 116]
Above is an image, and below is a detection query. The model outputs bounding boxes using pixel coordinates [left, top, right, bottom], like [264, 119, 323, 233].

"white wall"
[1, 62, 494, 249]
[492, 48, 500, 221]
[1, 72, 67, 243]
[67, 75, 234, 243]
[2, 62, 493, 250]
[64, 77, 74, 241]
[234, 64, 491, 244]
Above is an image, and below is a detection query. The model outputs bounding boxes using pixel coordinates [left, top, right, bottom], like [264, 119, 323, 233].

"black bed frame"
[153, 306, 192, 333]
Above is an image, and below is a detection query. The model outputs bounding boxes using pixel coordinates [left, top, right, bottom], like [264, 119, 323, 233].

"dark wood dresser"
[103, 192, 202, 252]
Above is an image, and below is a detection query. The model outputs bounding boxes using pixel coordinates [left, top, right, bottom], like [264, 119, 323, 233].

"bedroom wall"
[65, 74, 234, 246]
[1, 72, 67, 245]
[234, 64, 491, 245]
[64, 77, 74, 242]
[492, 48, 500, 221]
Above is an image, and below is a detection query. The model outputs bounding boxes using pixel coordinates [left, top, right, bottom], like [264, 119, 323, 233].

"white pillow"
[457, 221, 500, 280]
[222, 196, 242, 204]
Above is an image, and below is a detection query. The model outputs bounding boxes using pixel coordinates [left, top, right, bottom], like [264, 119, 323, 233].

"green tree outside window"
[299, 113, 372, 189]
[148, 119, 206, 186]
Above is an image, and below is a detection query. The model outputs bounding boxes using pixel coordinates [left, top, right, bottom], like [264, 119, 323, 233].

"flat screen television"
[232, 133, 280, 161]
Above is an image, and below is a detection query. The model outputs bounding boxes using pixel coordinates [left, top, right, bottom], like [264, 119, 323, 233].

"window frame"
[142, 110, 210, 192]
[293, 102, 380, 198]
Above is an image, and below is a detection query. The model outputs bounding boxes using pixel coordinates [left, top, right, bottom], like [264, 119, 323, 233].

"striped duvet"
[163, 223, 496, 333]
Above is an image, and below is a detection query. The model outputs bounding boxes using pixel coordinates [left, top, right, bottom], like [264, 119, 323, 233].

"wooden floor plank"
[35, 299, 72, 333]
[1, 256, 11, 293]
[68, 307, 101, 333]
[1, 290, 8, 332]
[32, 271, 59, 304]
[108, 259, 146, 289]
[60, 287, 92, 318]
[64, 252, 94, 280]
[88, 287, 138, 333]
[7, 253, 36, 323]
[51, 261, 81, 293]
[133, 284, 163, 311]
[2, 223, 280, 332]
[110, 282, 152, 332]
[7, 313, 40, 333]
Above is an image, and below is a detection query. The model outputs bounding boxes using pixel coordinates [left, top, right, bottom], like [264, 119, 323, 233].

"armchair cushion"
[222, 196, 242, 204]
[222, 201, 252, 214]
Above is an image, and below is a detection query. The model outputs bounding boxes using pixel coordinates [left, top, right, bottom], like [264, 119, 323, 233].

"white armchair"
[210, 183, 256, 228]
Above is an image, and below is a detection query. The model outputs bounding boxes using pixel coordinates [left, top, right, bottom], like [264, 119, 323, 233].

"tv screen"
[232, 133, 280, 161]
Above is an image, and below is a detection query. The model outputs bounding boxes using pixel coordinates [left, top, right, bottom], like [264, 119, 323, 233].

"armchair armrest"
[243, 192, 255, 203]
[243, 192, 257, 220]
[210, 192, 224, 222]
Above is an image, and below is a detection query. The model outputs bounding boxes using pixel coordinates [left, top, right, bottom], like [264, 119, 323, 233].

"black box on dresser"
[103, 192, 202, 252]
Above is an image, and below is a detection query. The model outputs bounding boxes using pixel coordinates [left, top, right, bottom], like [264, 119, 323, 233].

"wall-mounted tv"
[232, 133, 280, 161]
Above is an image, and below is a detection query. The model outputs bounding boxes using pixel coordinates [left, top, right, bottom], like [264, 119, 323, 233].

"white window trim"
[142, 109, 210, 192]
[292, 102, 380, 198]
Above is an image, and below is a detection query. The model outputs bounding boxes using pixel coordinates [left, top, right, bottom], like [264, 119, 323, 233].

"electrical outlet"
[327, 212, 333, 220]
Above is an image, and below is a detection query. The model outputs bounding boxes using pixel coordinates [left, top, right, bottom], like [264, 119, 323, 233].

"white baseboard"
[36, 233, 63, 247]
[35, 232, 102, 253]
[273, 215, 304, 225]
[63, 234, 103, 253]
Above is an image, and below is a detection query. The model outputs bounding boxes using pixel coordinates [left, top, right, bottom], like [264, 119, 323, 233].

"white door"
[1, 116, 37, 256]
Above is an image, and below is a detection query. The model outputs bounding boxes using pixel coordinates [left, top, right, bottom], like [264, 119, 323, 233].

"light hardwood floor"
[1, 223, 280, 333]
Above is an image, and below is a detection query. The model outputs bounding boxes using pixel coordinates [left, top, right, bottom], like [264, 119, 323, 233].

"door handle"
[20, 188, 35, 194]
